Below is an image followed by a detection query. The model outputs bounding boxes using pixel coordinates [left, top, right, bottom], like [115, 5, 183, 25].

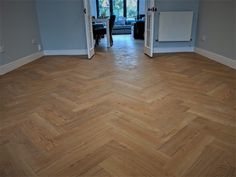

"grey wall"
[139, 0, 145, 15]
[0, 0, 41, 66]
[235, 0, 236, 57]
[90, 0, 97, 17]
[0, 0, 4, 65]
[196, 0, 235, 60]
[197, 0, 236, 60]
[36, 0, 87, 51]
[154, 0, 199, 49]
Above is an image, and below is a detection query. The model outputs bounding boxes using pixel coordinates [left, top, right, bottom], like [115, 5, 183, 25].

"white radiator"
[158, 11, 193, 42]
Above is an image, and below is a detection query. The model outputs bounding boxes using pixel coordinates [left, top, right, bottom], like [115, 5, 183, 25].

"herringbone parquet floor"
[0, 35, 236, 177]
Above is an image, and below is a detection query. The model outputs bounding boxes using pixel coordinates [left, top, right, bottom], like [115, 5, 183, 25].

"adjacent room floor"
[0, 35, 236, 177]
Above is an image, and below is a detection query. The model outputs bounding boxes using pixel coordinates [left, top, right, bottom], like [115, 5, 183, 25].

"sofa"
[112, 17, 133, 35]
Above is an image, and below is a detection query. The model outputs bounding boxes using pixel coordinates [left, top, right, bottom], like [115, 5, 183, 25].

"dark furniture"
[112, 17, 134, 35]
[109, 14, 145, 35]
[112, 25, 132, 35]
[136, 14, 145, 20]
[93, 15, 116, 46]
[133, 20, 145, 39]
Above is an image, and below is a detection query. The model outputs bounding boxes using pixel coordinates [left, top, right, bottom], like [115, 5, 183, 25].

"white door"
[144, 0, 156, 57]
[83, 0, 95, 59]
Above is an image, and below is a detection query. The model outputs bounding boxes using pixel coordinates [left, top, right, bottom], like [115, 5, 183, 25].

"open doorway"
[93, 0, 145, 49]
[84, 0, 155, 58]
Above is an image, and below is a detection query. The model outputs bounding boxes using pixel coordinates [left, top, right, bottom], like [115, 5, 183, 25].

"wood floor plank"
[0, 35, 236, 177]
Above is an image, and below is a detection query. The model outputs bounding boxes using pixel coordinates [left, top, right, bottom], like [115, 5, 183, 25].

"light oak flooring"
[0, 35, 236, 177]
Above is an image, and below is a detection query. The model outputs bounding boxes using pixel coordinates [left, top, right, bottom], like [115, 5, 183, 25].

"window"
[97, 0, 139, 20]
[126, 0, 138, 20]
[98, 0, 110, 17]
[113, 0, 124, 19]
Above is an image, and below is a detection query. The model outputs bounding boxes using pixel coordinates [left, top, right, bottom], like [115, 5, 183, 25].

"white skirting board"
[153, 47, 236, 70]
[195, 48, 236, 70]
[0, 52, 44, 75]
[44, 49, 87, 56]
[1, 48, 235, 75]
[0, 49, 88, 75]
[154, 47, 194, 53]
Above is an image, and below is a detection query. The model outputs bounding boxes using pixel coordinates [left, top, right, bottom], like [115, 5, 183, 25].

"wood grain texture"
[0, 35, 236, 177]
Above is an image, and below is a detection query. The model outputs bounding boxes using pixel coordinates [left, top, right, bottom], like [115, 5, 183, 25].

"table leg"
[106, 21, 111, 47]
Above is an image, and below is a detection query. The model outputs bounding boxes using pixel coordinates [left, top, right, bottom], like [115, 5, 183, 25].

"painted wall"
[0, 0, 41, 66]
[91, 0, 97, 17]
[235, 0, 236, 57]
[196, 0, 235, 60]
[154, 0, 199, 49]
[36, 0, 87, 52]
[139, 0, 145, 15]
[0, 0, 4, 65]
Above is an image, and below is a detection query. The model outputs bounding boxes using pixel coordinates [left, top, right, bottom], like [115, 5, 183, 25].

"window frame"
[96, 0, 140, 18]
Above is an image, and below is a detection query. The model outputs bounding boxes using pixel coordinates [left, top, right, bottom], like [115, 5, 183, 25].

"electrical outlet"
[202, 35, 206, 42]
[37, 44, 41, 51]
[0, 45, 4, 53]
[32, 39, 37, 45]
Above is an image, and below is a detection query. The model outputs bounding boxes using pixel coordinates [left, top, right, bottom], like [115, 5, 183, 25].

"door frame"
[83, 0, 95, 59]
[86, 0, 156, 58]
[144, 0, 156, 57]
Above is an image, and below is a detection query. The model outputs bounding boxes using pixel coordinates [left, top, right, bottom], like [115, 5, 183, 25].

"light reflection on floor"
[95, 35, 145, 69]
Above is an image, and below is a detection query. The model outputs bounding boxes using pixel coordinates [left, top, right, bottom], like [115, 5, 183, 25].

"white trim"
[44, 49, 87, 56]
[0, 52, 44, 75]
[195, 47, 236, 70]
[0, 49, 88, 75]
[154, 47, 194, 53]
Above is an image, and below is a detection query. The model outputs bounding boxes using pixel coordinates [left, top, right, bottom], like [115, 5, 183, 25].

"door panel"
[144, 0, 156, 57]
[84, 0, 95, 59]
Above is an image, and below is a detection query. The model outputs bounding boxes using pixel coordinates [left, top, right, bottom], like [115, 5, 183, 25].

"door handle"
[148, 7, 157, 12]
[84, 8, 87, 14]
